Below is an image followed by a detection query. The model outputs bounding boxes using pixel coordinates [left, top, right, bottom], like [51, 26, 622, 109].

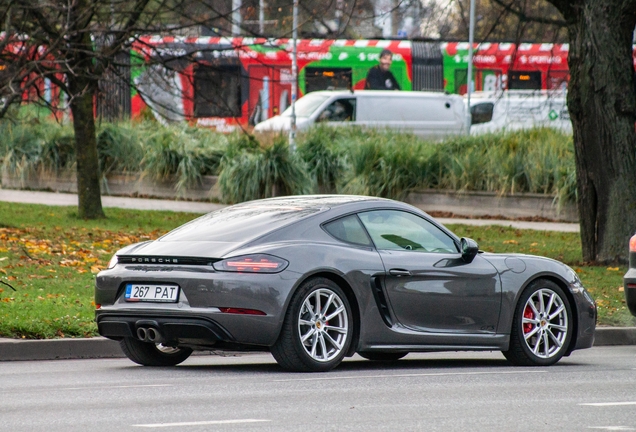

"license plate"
[125, 284, 179, 302]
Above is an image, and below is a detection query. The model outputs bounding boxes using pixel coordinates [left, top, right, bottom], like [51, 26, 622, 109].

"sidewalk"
[0, 189, 578, 231]
[1, 189, 628, 362]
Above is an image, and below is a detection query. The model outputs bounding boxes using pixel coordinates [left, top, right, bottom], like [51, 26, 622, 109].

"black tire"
[271, 277, 353, 372]
[358, 352, 408, 362]
[503, 279, 573, 366]
[119, 337, 193, 366]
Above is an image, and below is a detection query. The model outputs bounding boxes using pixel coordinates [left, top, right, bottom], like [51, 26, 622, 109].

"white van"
[253, 90, 467, 139]
[468, 90, 572, 134]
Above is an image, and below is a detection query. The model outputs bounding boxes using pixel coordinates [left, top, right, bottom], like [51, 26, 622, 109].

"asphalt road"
[1, 347, 636, 432]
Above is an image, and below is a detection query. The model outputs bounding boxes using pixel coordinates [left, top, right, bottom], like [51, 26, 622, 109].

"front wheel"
[503, 279, 572, 366]
[271, 277, 353, 372]
[119, 337, 193, 366]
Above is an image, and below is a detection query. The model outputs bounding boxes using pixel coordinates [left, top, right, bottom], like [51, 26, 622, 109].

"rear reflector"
[627, 284, 636, 289]
[218, 307, 266, 316]
[631, 234, 636, 252]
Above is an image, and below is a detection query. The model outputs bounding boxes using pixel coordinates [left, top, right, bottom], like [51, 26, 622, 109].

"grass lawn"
[0, 202, 632, 339]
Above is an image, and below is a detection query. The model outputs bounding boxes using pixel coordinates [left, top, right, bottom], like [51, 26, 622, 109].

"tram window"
[194, 65, 241, 117]
[305, 68, 352, 93]
[508, 71, 542, 90]
[470, 102, 494, 124]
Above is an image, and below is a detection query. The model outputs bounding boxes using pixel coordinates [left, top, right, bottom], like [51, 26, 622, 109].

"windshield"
[281, 93, 330, 117]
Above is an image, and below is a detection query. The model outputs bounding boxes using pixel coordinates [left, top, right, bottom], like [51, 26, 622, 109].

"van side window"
[317, 98, 356, 122]
[471, 102, 494, 125]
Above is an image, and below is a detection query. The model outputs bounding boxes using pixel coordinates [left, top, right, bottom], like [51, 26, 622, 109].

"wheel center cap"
[540, 319, 547, 327]
[316, 321, 323, 330]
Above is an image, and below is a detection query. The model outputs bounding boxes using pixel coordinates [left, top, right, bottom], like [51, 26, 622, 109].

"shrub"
[297, 126, 348, 193]
[0, 120, 75, 184]
[219, 134, 312, 203]
[140, 125, 227, 193]
[96, 122, 144, 175]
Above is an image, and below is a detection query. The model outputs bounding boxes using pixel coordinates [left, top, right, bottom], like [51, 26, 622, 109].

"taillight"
[107, 255, 118, 269]
[213, 254, 288, 273]
[630, 234, 636, 252]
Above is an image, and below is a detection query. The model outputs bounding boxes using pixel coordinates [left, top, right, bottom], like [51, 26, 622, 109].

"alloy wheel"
[298, 288, 349, 362]
[521, 288, 569, 359]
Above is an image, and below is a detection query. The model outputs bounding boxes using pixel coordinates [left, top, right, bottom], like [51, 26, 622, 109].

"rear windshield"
[159, 203, 322, 242]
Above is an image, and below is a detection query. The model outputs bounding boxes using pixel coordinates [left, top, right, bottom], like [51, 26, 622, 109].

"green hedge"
[0, 119, 576, 206]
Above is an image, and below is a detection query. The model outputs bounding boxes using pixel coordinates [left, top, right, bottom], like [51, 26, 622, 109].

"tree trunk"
[68, 75, 105, 219]
[550, 0, 636, 263]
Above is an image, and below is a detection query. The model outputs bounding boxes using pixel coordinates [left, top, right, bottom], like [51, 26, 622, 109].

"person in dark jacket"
[364, 49, 401, 90]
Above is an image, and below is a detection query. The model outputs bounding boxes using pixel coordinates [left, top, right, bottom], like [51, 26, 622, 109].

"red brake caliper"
[523, 306, 534, 334]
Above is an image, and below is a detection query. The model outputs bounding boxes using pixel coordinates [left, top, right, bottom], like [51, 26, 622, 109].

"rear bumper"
[96, 314, 234, 346]
[95, 307, 281, 347]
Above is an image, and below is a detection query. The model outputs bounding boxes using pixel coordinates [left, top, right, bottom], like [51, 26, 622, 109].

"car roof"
[232, 195, 392, 211]
[156, 195, 398, 245]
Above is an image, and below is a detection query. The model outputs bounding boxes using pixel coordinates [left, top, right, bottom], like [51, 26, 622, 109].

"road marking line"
[581, 402, 636, 407]
[61, 384, 172, 391]
[132, 419, 270, 428]
[588, 427, 636, 431]
[272, 370, 546, 382]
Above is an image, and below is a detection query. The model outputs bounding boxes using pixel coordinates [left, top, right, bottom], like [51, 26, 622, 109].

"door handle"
[389, 269, 411, 277]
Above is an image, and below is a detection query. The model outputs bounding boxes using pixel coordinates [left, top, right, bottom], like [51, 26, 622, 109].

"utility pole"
[466, 0, 475, 133]
[289, 0, 298, 152]
[259, 0, 265, 35]
[232, 0, 242, 36]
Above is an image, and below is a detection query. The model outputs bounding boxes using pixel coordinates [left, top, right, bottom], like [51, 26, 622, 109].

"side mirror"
[460, 237, 479, 263]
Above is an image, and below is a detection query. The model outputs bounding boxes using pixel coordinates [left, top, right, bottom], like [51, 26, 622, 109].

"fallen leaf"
[607, 267, 619, 271]
[503, 240, 519, 245]
[619, 287, 625, 292]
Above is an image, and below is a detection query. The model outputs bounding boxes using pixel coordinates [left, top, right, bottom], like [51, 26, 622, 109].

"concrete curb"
[593, 327, 636, 346]
[1, 328, 634, 362]
[0, 337, 124, 361]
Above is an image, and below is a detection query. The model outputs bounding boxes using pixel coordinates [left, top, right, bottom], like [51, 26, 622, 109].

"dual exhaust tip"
[136, 326, 162, 343]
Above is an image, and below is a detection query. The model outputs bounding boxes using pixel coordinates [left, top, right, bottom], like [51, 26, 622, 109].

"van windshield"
[281, 93, 330, 117]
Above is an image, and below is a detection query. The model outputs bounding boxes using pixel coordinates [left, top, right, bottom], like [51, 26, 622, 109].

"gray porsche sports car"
[95, 195, 596, 372]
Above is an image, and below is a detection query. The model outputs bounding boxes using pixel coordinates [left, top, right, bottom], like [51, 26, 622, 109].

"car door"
[358, 210, 501, 334]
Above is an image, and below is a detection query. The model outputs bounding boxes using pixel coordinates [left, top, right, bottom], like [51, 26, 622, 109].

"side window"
[317, 98, 356, 122]
[323, 214, 372, 246]
[471, 102, 494, 124]
[358, 210, 457, 253]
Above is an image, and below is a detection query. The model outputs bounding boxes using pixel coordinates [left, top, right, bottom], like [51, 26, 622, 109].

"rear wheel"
[503, 279, 572, 366]
[358, 352, 407, 362]
[271, 277, 353, 372]
[119, 337, 193, 366]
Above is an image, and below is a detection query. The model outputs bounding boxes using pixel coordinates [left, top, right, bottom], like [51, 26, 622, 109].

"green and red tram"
[132, 37, 588, 131]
